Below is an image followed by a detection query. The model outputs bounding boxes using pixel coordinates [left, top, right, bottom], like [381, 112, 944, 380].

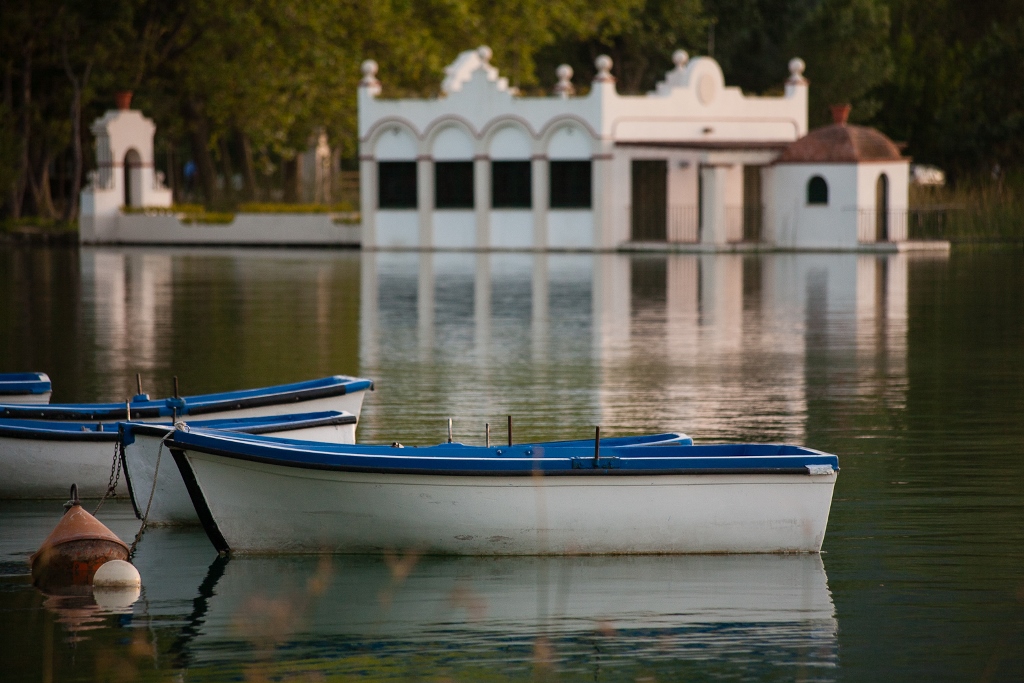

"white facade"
[359, 47, 808, 251]
[80, 103, 172, 243]
[765, 160, 910, 249]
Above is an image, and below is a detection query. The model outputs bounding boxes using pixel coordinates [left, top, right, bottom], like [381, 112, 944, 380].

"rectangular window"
[378, 162, 417, 209]
[491, 161, 532, 208]
[549, 160, 591, 208]
[435, 161, 474, 208]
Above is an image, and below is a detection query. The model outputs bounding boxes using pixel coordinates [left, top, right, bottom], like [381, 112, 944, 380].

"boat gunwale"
[170, 432, 839, 478]
[120, 411, 358, 442]
[0, 375, 372, 421]
[0, 422, 120, 441]
[0, 372, 51, 395]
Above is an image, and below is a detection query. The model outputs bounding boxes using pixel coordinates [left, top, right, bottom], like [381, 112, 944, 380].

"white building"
[79, 92, 173, 243]
[359, 47, 940, 252]
[765, 104, 910, 249]
[359, 47, 810, 251]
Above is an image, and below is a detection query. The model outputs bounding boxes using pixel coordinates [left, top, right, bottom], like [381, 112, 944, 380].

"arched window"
[807, 175, 828, 205]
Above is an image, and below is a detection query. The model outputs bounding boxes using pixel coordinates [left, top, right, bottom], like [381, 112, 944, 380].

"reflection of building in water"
[81, 249, 173, 399]
[360, 250, 920, 442]
[81, 248, 362, 402]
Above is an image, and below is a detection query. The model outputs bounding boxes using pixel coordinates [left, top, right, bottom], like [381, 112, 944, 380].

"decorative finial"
[360, 59, 380, 89]
[477, 45, 493, 63]
[594, 55, 614, 82]
[553, 64, 575, 98]
[672, 50, 689, 70]
[788, 57, 807, 84]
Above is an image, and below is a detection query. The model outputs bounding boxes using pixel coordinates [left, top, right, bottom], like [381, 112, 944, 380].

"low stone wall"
[82, 213, 361, 246]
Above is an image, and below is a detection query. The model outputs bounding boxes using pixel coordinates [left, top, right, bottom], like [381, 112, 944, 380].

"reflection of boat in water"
[170, 553, 836, 671]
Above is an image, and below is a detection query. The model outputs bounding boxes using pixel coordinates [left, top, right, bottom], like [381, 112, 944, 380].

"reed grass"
[909, 177, 1024, 242]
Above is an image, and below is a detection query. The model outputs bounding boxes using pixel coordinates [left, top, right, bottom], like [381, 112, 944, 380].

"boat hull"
[0, 372, 51, 404]
[177, 448, 837, 555]
[123, 421, 357, 525]
[0, 434, 124, 499]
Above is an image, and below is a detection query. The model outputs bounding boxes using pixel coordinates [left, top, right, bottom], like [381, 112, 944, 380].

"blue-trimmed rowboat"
[166, 429, 839, 555]
[121, 425, 692, 527]
[0, 411, 357, 499]
[0, 372, 51, 404]
[0, 375, 372, 422]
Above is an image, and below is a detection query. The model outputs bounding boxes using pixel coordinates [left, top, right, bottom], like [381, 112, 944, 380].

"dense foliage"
[1, 0, 1022, 218]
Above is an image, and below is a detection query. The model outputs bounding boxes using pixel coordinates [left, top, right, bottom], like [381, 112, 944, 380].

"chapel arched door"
[875, 173, 889, 242]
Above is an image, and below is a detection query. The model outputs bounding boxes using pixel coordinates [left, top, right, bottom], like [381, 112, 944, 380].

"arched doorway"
[124, 149, 143, 207]
[875, 173, 889, 241]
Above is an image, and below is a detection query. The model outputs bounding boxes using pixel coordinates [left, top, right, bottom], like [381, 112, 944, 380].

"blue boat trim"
[170, 429, 839, 477]
[0, 409, 358, 444]
[0, 375, 372, 421]
[0, 419, 120, 442]
[118, 411, 358, 446]
[0, 372, 51, 395]
[182, 377, 373, 416]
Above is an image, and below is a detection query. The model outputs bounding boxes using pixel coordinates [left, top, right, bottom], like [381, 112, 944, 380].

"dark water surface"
[1, 245, 1022, 681]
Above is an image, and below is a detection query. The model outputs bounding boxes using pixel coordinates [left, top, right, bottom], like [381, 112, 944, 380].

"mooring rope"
[129, 424, 184, 559]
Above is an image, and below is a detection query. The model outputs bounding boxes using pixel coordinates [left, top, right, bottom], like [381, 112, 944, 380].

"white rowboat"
[168, 429, 839, 555]
[0, 411, 356, 499]
[0, 373, 51, 404]
[0, 375, 372, 423]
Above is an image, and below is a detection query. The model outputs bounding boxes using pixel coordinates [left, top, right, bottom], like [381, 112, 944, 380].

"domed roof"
[776, 123, 904, 164]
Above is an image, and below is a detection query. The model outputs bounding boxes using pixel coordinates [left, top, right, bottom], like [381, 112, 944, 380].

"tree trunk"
[237, 131, 257, 201]
[62, 44, 92, 222]
[11, 48, 32, 220]
[2, 63, 11, 108]
[218, 137, 235, 203]
[183, 99, 219, 206]
[283, 156, 299, 203]
[37, 151, 57, 219]
[167, 144, 177, 203]
[27, 144, 57, 219]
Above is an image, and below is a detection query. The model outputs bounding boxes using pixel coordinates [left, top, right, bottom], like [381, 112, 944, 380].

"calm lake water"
[1, 244, 1022, 681]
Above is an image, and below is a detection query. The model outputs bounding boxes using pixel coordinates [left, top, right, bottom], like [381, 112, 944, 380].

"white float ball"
[92, 559, 141, 587]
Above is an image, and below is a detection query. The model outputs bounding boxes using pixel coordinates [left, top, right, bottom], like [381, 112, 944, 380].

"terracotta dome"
[776, 123, 904, 163]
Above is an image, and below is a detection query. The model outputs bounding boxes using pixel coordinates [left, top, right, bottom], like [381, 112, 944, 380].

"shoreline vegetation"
[2, 1, 1023, 229]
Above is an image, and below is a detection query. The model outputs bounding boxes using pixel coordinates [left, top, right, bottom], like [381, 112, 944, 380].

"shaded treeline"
[1, 0, 1022, 219]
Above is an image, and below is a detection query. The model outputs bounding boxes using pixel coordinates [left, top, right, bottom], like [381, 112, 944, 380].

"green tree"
[790, 0, 893, 126]
[938, 18, 1024, 177]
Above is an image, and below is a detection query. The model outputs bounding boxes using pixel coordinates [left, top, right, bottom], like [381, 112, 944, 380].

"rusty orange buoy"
[30, 484, 130, 590]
